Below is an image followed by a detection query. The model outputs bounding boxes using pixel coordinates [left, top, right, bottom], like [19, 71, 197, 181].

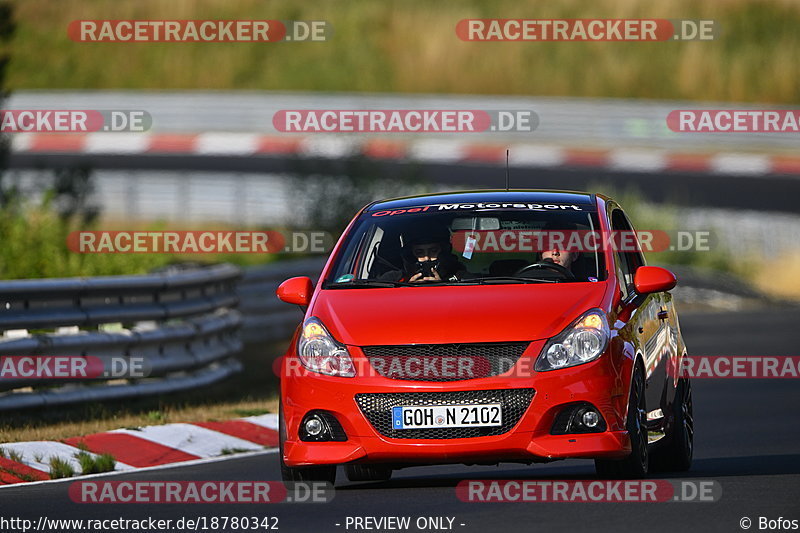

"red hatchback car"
[277, 190, 693, 484]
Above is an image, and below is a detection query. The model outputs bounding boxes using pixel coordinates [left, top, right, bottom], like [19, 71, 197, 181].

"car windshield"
[325, 202, 607, 287]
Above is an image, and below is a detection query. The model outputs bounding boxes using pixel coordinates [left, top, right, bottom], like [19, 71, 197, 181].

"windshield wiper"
[324, 279, 413, 289]
[472, 276, 556, 284]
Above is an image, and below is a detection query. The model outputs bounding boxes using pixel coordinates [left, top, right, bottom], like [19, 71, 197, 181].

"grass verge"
[751, 251, 800, 301]
[8, 0, 800, 103]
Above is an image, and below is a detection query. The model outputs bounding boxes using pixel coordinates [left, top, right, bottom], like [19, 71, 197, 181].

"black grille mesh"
[355, 388, 535, 439]
[361, 342, 528, 382]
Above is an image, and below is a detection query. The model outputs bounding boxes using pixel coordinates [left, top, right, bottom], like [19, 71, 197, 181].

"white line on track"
[109, 424, 263, 458]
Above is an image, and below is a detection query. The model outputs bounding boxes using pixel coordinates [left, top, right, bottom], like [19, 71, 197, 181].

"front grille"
[355, 388, 535, 440]
[362, 342, 528, 382]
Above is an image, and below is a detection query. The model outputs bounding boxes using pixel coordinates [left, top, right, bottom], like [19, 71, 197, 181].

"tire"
[279, 403, 337, 485]
[595, 364, 649, 479]
[344, 464, 393, 482]
[650, 377, 693, 472]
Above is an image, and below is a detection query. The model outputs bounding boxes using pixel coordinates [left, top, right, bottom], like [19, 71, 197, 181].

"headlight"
[535, 309, 609, 372]
[297, 317, 356, 377]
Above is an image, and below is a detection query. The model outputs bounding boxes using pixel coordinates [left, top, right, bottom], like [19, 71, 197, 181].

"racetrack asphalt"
[1, 307, 798, 533]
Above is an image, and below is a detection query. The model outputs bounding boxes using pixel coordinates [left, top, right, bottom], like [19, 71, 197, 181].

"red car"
[276, 190, 693, 484]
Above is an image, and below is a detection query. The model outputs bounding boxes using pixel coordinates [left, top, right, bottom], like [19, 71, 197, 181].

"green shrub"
[0, 198, 279, 279]
[48, 456, 75, 479]
[75, 451, 116, 474]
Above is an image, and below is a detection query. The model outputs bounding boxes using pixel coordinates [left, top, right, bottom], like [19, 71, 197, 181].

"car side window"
[614, 255, 629, 300]
[610, 209, 644, 297]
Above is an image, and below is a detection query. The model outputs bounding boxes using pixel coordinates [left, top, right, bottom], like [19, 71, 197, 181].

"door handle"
[657, 309, 669, 320]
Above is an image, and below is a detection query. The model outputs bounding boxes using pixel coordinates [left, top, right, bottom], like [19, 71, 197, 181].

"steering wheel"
[514, 261, 576, 280]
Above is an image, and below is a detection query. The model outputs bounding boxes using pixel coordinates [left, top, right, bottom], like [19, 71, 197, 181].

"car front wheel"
[595, 364, 649, 479]
[650, 377, 693, 472]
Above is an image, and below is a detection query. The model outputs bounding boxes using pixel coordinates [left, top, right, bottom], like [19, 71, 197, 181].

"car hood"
[311, 282, 609, 346]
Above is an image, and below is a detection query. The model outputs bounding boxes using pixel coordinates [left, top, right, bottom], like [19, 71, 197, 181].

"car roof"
[366, 189, 598, 212]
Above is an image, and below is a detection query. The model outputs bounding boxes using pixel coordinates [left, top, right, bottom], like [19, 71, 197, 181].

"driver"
[380, 225, 464, 283]
[540, 248, 579, 270]
[536, 221, 586, 279]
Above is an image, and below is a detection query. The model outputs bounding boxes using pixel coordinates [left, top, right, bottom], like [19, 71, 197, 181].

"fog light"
[582, 410, 599, 428]
[299, 410, 348, 442]
[551, 403, 607, 435]
[305, 416, 324, 436]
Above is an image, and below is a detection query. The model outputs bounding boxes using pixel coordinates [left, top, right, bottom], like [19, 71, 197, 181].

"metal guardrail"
[237, 257, 326, 343]
[0, 264, 244, 410]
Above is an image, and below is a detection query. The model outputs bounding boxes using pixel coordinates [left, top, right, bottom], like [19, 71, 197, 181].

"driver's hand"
[409, 268, 441, 283]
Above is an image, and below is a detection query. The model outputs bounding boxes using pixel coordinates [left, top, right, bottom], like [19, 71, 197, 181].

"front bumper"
[281, 343, 631, 467]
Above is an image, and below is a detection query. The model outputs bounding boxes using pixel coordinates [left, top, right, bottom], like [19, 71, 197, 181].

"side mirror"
[276, 276, 314, 306]
[634, 266, 677, 295]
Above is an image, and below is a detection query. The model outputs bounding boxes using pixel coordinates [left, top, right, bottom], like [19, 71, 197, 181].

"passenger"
[380, 226, 464, 283]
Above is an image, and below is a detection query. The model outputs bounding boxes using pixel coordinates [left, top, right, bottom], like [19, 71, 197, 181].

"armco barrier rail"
[237, 257, 326, 343]
[0, 264, 243, 410]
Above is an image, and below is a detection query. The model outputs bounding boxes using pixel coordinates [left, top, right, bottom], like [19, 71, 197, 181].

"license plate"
[392, 404, 502, 430]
